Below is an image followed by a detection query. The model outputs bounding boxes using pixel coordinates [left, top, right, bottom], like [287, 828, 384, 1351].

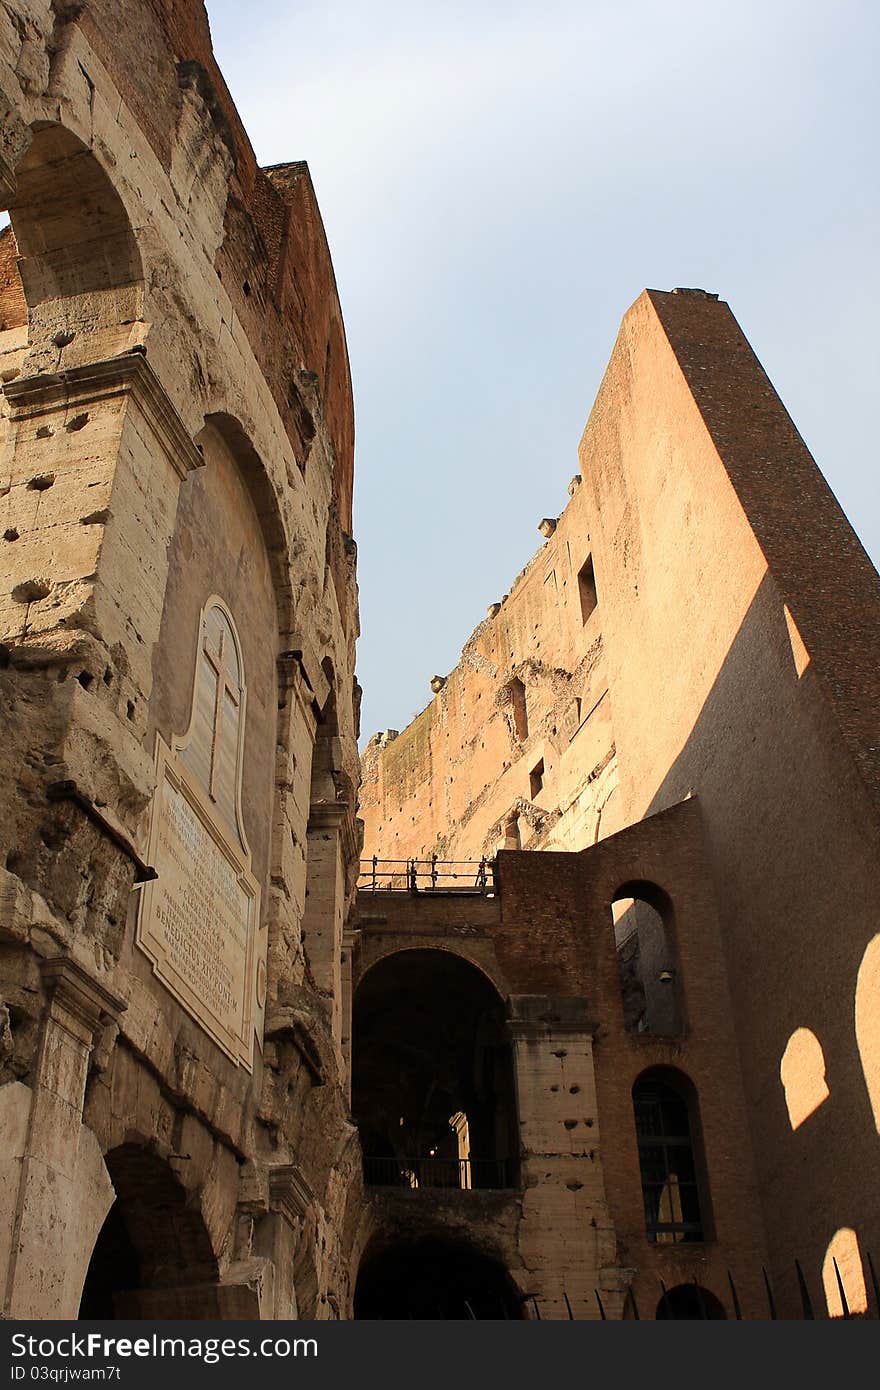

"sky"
[204, 0, 880, 744]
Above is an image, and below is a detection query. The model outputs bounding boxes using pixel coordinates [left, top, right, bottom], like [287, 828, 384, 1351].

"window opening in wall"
[529, 759, 544, 799]
[611, 884, 681, 1035]
[510, 677, 528, 741]
[633, 1071, 706, 1244]
[578, 556, 598, 624]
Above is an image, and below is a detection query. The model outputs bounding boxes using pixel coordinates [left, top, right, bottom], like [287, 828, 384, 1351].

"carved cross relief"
[179, 599, 248, 857]
[203, 619, 240, 803]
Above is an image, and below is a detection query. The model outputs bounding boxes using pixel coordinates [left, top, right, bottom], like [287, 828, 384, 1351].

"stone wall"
[350, 799, 768, 1319]
[360, 473, 620, 865]
[360, 287, 880, 1317]
[0, 0, 361, 1320]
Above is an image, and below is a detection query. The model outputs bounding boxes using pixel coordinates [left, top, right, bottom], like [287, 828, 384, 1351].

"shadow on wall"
[638, 572, 880, 1315]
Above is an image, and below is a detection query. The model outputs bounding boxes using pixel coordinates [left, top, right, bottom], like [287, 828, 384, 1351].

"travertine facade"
[0, 0, 877, 1325]
[0, 0, 361, 1320]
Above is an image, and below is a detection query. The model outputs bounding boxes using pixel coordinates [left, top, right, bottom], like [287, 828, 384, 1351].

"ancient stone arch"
[6, 121, 144, 360]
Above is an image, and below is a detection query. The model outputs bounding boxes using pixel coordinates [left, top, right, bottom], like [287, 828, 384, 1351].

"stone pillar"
[302, 801, 350, 1064]
[1, 956, 125, 1319]
[507, 995, 624, 1320]
[340, 924, 359, 1100]
[236, 1161, 316, 1320]
[1, 355, 203, 825]
[266, 650, 321, 1008]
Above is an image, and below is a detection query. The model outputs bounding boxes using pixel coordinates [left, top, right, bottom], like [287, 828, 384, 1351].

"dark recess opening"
[578, 556, 598, 623]
[354, 1238, 523, 1319]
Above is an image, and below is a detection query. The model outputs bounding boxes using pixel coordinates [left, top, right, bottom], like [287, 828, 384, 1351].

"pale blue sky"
[205, 1, 880, 743]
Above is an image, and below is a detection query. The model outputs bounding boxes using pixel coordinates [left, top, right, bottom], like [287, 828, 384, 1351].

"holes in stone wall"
[27, 474, 54, 491]
[11, 578, 50, 602]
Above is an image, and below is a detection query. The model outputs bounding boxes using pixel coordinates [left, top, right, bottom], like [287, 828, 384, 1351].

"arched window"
[632, 1069, 707, 1244]
[612, 882, 682, 1035]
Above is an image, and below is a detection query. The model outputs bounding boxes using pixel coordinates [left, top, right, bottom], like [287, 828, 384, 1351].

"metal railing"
[363, 1155, 511, 1190]
[357, 856, 495, 895]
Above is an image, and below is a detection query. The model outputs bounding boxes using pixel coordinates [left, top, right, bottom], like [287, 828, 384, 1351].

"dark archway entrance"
[656, 1284, 727, 1319]
[354, 1237, 523, 1319]
[352, 950, 517, 1189]
[79, 1145, 218, 1319]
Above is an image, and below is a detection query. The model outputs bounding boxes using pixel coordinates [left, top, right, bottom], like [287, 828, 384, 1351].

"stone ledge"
[3, 352, 204, 478]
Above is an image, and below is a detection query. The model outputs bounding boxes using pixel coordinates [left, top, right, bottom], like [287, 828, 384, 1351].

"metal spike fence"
[582, 1254, 880, 1321]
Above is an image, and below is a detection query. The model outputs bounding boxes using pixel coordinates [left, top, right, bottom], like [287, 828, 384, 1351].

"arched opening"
[352, 949, 517, 1189]
[632, 1067, 711, 1244]
[5, 122, 143, 352]
[354, 1236, 523, 1319]
[780, 1027, 830, 1130]
[612, 881, 681, 1034]
[78, 1145, 218, 1319]
[656, 1284, 726, 1319]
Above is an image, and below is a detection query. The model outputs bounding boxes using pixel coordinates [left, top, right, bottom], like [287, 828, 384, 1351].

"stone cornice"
[308, 798, 359, 864]
[268, 1164, 315, 1228]
[3, 352, 203, 478]
[40, 955, 127, 1035]
[506, 993, 593, 1041]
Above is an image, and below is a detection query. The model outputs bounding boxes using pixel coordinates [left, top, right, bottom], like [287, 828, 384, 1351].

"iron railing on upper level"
[363, 1154, 512, 1190]
[357, 856, 495, 895]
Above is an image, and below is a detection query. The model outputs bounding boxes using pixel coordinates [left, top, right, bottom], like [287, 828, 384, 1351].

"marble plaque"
[137, 738, 260, 1069]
